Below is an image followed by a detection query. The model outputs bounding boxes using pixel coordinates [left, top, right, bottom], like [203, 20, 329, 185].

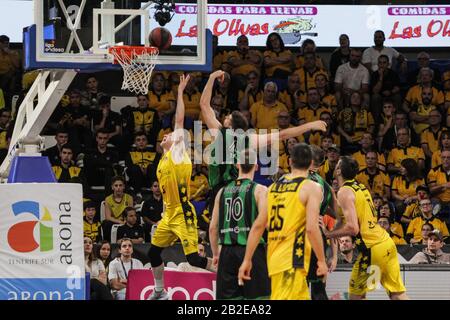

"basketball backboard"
[25, 0, 211, 72]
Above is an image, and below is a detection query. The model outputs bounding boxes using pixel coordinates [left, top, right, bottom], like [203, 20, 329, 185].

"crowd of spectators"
[0, 27, 449, 299]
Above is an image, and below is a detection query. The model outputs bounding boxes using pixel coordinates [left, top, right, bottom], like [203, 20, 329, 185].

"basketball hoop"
[109, 46, 159, 95]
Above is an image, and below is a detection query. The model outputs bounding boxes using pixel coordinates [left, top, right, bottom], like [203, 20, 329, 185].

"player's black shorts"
[216, 244, 270, 300]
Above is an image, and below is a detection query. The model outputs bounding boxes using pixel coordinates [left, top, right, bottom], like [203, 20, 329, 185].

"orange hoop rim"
[108, 45, 159, 64]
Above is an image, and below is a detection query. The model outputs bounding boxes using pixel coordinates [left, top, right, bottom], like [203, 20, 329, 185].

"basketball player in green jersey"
[209, 149, 270, 300]
[322, 156, 408, 300]
[307, 145, 338, 300]
[200, 70, 327, 218]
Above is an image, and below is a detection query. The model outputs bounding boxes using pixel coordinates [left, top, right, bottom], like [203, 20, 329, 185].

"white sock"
[152, 264, 165, 291]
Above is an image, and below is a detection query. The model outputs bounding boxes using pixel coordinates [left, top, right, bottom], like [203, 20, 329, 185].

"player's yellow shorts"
[270, 268, 309, 300]
[349, 238, 406, 297]
[151, 203, 198, 255]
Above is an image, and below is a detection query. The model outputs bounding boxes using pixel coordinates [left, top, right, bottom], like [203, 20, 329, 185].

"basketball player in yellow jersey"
[147, 74, 215, 300]
[239, 143, 328, 300]
[321, 156, 408, 300]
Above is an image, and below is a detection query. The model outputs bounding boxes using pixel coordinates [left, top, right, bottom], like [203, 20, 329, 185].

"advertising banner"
[144, 3, 450, 47]
[126, 269, 216, 300]
[0, 183, 85, 300]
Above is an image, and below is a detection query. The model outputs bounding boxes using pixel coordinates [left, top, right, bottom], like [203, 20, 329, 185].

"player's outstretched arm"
[200, 71, 224, 131]
[209, 188, 223, 267]
[174, 74, 190, 131]
[323, 187, 359, 239]
[303, 181, 328, 279]
[238, 185, 268, 285]
[253, 120, 327, 147]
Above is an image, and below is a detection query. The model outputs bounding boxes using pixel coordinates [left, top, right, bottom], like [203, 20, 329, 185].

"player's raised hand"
[210, 70, 225, 83]
[308, 120, 327, 132]
[238, 260, 253, 286]
[178, 74, 191, 92]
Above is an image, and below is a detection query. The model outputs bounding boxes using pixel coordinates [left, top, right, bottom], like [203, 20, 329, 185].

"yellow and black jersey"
[405, 85, 444, 108]
[352, 150, 386, 171]
[402, 201, 422, 221]
[264, 49, 295, 77]
[428, 165, 450, 202]
[293, 67, 328, 93]
[157, 148, 192, 213]
[83, 218, 101, 242]
[338, 108, 375, 142]
[387, 146, 425, 169]
[52, 165, 81, 182]
[227, 50, 262, 76]
[406, 215, 449, 242]
[105, 193, 133, 221]
[279, 90, 301, 113]
[183, 91, 202, 120]
[295, 55, 325, 70]
[298, 104, 331, 123]
[148, 90, 175, 114]
[391, 176, 425, 198]
[278, 153, 290, 174]
[131, 108, 158, 134]
[341, 180, 390, 250]
[250, 100, 288, 129]
[421, 127, 448, 154]
[432, 150, 443, 168]
[410, 103, 436, 134]
[355, 168, 390, 198]
[127, 147, 160, 171]
[318, 159, 336, 185]
[267, 175, 311, 276]
[238, 90, 263, 108]
[309, 132, 340, 147]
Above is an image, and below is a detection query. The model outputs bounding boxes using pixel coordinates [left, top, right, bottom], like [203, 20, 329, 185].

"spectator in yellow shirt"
[421, 109, 447, 160]
[428, 150, 450, 206]
[278, 74, 302, 113]
[378, 216, 407, 245]
[297, 87, 331, 124]
[250, 82, 288, 129]
[391, 158, 426, 214]
[406, 199, 449, 243]
[352, 132, 386, 171]
[432, 131, 450, 168]
[238, 71, 263, 111]
[263, 32, 295, 81]
[378, 201, 404, 238]
[387, 127, 425, 175]
[355, 150, 390, 200]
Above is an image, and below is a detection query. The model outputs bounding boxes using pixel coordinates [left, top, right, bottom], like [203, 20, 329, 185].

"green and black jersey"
[308, 171, 333, 216]
[208, 128, 249, 190]
[218, 178, 263, 246]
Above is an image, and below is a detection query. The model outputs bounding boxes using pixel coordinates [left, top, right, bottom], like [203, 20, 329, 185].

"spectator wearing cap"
[401, 185, 432, 225]
[407, 52, 441, 87]
[93, 95, 122, 149]
[406, 199, 449, 244]
[432, 130, 450, 168]
[377, 216, 407, 245]
[409, 230, 450, 264]
[391, 158, 425, 215]
[337, 91, 374, 154]
[250, 82, 288, 130]
[387, 127, 425, 175]
[318, 144, 340, 185]
[356, 150, 390, 200]
[83, 201, 102, 243]
[428, 150, 450, 210]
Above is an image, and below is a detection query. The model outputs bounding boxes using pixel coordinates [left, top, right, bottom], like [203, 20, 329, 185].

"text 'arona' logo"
[7, 201, 53, 253]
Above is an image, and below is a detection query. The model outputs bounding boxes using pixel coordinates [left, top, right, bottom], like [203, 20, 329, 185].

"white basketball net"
[110, 47, 159, 95]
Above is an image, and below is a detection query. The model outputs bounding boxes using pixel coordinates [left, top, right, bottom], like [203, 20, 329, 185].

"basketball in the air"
[149, 27, 172, 50]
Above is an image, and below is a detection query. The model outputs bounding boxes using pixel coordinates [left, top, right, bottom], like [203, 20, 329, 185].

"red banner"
[125, 269, 216, 300]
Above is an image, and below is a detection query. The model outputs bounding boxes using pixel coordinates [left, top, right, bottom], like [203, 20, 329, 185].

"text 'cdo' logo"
[7, 201, 53, 253]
